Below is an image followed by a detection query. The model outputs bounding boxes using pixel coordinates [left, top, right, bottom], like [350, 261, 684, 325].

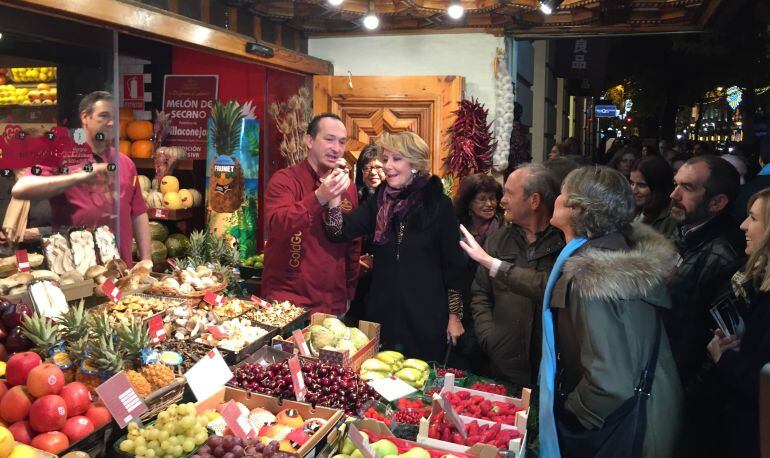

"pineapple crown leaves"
[92, 333, 128, 374]
[115, 317, 151, 361]
[21, 313, 61, 356]
[88, 309, 115, 341]
[211, 101, 245, 156]
[55, 299, 88, 341]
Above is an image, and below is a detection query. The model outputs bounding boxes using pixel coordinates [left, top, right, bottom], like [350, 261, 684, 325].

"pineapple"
[115, 317, 150, 366]
[89, 310, 114, 339]
[187, 230, 209, 266]
[209, 101, 245, 213]
[141, 363, 175, 391]
[69, 336, 92, 386]
[21, 313, 61, 357]
[126, 370, 153, 398]
[76, 334, 128, 393]
[55, 299, 88, 341]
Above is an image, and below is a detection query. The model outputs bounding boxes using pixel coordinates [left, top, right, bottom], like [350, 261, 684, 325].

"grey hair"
[562, 166, 635, 239]
[517, 162, 559, 213]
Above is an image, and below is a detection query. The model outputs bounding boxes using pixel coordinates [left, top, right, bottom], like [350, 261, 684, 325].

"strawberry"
[441, 426, 452, 442]
[451, 432, 465, 445]
[466, 434, 481, 446]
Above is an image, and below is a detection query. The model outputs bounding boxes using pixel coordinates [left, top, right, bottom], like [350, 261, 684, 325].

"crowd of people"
[263, 113, 770, 457]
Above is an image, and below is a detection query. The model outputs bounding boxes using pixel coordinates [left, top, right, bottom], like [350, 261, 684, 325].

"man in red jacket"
[262, 113, 360, 316]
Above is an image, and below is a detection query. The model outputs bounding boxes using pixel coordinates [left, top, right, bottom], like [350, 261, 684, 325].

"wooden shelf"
[148, 207, 194, 221]
[132, 158, 195, 171]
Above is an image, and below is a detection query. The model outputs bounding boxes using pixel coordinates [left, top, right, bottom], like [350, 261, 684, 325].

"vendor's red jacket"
[262, 160, 360, 316]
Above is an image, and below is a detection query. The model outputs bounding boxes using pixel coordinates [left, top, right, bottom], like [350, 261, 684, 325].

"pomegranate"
[0, 386, 32, 423]
[26, 363, 65, 397]
[28, 395, 67, 433]
[85, 404, 111, 429]
[31, 431, 69, 454]
[5, 352, 41, 386]
[8, 421, 34, 444]
[61, 416, 94, 443]
[60, 382, 92, 417]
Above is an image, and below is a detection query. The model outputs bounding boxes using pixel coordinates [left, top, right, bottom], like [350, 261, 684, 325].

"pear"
[332, 456, 351, 458]
[372, 439, 398, 457]
[351, 451, 365, 458]
[342, 437, 356, 455]
[399, 448, 431, 458]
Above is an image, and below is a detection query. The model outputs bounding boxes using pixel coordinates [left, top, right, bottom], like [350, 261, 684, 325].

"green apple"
[399, 447, 431, 458]
[372, 439, 398, 457]
[332, 455, 351, 458]
[351, 451, 365, 458]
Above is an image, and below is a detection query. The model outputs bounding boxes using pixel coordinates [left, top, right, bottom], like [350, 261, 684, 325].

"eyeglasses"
[473, 196, 498, 204]
[362, 165, 383, 174]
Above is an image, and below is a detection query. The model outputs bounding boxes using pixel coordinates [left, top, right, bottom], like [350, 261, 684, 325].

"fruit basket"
[141, 376, 187, 423]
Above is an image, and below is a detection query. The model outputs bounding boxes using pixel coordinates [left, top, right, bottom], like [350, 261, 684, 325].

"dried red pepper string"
[444, 98, 496, 178]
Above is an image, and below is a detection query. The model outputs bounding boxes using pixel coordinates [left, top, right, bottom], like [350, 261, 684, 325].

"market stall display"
[194, 317, 275, 363]
[359, 351, 429, 389]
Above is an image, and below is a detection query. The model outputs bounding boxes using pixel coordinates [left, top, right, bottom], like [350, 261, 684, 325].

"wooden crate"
[272, 313, 380, 371]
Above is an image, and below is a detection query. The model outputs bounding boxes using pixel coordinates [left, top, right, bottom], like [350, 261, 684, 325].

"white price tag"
[185, 348, 233, 401]
[366, 377, 417, 402]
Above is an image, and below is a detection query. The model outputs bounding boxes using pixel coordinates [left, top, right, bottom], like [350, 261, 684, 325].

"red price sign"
[166, 258, 179, 271]
[101, 279, 122, 303]
[250, 295, 271, 308]
[95, 371, 148, 429]
[207, 325, 230, 339]
[221, 400, 257, 439]
[203, 292, 224, 307]
[440, 392, 468, 438]
[15, 250, 30, 272]
[287, 356, 307, 402]
[292, 330, 311, 357]
[152, 208, 168, 219]
[148, 315, 166, 343]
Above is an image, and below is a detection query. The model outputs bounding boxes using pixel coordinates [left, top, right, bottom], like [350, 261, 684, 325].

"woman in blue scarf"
[461, 166, 683, 457]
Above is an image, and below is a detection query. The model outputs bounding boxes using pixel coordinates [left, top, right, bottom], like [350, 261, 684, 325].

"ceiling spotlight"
[539, 0, 564, 15]
[328, 0, 343, 5]
[363, 1, 379, 30]
[447, 1, 464, 19]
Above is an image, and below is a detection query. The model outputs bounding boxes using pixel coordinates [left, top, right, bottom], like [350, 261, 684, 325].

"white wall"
[309, 33, 503, 114]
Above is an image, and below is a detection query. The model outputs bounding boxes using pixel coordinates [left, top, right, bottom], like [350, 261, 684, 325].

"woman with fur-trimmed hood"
[462, 166, 683, 457]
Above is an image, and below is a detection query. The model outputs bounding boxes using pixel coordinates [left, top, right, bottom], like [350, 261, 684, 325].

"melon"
[146, 191, 164, 209]
[162, 192, 184, 210]
[178, 189, 194, 209]
[165, 234, 190, 258]
[137, 175, 151, 193]
[188, 189, 203, 207]
[160, 176, 180, 194]
[149, 222, 169, 242]
[150, 240, 168, 265]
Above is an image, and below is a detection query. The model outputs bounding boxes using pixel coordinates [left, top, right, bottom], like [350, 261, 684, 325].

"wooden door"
[313, 75, 464, 175]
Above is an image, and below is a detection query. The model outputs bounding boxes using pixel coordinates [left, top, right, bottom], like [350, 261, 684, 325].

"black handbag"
[555, 316, 662, 458]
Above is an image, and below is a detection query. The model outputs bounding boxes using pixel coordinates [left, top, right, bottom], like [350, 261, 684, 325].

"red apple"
[8, 421, 34, 444]
[61, 416, 94, 443]
[0, 380, 7, 401]
[85, 404, 111, 429]
[26, 363, 65, 397]
[60, 382, 92, 417]
[31, 431, 69, 454]
[6, 352, 41, 386]
[0, 386, 32, 423]
[28, 395, 67, 433]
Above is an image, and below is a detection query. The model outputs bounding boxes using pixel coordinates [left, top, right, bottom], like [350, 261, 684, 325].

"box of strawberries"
[416, 374, 530, 457]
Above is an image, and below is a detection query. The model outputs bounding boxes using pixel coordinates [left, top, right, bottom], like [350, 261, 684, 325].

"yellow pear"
[178, 189, 194, 209]
[160, 175, 180, 194]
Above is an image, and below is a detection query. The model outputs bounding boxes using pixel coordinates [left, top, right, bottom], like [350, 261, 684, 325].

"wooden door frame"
[313, 75, 464, 175]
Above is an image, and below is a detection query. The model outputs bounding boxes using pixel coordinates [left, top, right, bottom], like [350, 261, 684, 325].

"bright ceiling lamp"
[328, 0, 343, 5]
[447, 1, 464, 19]
[539, 0, 564, 15]
[363, 1, 379, 30]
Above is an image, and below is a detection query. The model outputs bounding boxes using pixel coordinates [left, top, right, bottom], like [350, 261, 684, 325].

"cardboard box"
[272, 313, 380, 371]
[415, 374, 530, 457]
[195, 386, 345, 457]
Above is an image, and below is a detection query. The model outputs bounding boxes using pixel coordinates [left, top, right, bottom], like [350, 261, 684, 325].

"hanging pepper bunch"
[444, 98, 496, 178]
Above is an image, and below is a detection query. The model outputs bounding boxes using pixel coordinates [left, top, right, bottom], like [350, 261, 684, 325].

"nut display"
[194, 317, 269, 352]
[241, 301, 305, 328]
[108, 295, 181, 323]
[210, 298, 255, 319]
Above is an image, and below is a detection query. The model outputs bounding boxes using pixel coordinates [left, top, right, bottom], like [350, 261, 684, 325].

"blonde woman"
[690, 187, 770, 457]
[323, 131, 467, 361]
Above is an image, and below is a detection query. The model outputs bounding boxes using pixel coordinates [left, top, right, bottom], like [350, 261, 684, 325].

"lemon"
[0, 361, 6, 377]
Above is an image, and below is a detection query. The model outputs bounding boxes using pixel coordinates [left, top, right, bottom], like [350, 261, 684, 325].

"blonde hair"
[744, 188, 770, 291]
[376, 131, 430, 174]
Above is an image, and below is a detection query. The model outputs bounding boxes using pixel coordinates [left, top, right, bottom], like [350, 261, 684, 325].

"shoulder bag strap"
[635, 311, 662, 397]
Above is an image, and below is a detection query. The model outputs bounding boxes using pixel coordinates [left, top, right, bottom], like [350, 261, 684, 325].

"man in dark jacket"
[666, 155, 746, 387]
[470, 163, 564, 385]
[733, 136, 770, 221]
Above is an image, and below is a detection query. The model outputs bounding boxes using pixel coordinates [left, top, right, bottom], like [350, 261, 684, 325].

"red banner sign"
[162, 75, 218, 160]
[203, 292, 224, 307]
[101, 279, 122, 303]
[15, 250, 30, 272]
[221, 400, 257, 439]
[292, 330, 311, 357]
[288, 356, 307, 402]
[148, 315, 166, 343]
